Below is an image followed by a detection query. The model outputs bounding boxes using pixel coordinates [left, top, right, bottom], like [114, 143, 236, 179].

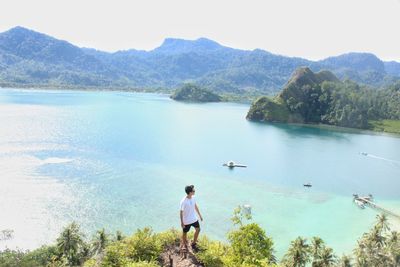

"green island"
[170, 84, 222, 103]
[0, 207, 398, 267]
[246, 67, 400, 134]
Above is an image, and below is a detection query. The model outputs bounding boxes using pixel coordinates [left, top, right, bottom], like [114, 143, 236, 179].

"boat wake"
[361, 152, 400, 166]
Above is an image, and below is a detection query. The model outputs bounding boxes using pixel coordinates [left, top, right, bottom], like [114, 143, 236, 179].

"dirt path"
[160, 244, 204, 267]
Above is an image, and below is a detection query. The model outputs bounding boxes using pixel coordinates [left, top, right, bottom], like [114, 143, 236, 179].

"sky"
[1, 0, 400, 61]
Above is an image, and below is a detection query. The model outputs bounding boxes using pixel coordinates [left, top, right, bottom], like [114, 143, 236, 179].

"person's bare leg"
[193, 227, 200, 244]
[181, 232, 188, 248]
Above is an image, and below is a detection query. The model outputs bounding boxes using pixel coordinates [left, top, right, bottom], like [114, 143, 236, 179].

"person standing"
[180, 185, 203, 251]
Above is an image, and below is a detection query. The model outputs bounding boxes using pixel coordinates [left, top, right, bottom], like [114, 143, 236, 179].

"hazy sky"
[1, 0, 399, 61]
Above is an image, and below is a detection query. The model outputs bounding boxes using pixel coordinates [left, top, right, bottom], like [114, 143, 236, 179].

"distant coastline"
[0, 85, 259, 103]
[0, 83, 172, 93]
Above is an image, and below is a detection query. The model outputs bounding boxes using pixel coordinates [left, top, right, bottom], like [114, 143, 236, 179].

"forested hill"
[0, 26, 400, 94]
[170, 83, 222, 102]
[247, 67, 400, 130]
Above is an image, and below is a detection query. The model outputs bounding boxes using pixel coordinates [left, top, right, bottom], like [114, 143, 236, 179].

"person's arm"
[195, 203, 203, 221]
[180, 210, 185, 228]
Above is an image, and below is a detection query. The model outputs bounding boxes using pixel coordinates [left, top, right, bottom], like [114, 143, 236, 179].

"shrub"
[154, 229, 180, 249]
[228, 223, 274, 266]
[196, 236, 228, 267]
[102, 227, 163, 266]
[102, 241, 129, 267]
[83, 258, 98, 267]
[124, 228, 162, 262]
[0, 246, 58, 267]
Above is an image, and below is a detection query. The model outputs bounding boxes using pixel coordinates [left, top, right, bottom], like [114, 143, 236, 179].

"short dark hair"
[185, 185, 194, 194]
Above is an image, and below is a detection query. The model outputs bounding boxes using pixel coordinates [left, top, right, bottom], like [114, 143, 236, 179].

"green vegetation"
[1, 27, 399, 95]
[247, 68, 400, 133]
[369, 120, 400, 134]
[245, 97, 291, 122]
[170, 83, 222, 102]
[100, 228, 172, 266]
[1, 209, 399, 266]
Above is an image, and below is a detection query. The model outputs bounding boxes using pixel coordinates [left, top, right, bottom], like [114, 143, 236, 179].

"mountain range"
[0, 26, 399, 94]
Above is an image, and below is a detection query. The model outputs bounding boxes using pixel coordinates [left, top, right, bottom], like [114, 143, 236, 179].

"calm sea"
[0, 89, 399, 257]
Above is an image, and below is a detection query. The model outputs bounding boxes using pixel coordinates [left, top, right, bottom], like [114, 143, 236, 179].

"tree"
[385, 231, 400, 266]
[375, 214, 390, 234]
[353, 214, 400, 266]
[227, 206, 274, 266]
[282, 237, 310, 267]
[311, 237, 325, 260]
[315, 247, 336, 267]
[231, 205, 252, 226]
[115, 230, 125, 241]
[228, 223, 275, 266]
[337, 255, 352, 267]
[307, 237, 338, 267]
[91, 228, 109, 255]
[56, 222, 87, 266]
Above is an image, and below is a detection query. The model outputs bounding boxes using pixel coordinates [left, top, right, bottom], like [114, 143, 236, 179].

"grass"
[368, 120, 400, 134]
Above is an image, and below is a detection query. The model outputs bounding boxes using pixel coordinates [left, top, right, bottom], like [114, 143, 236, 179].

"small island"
[247, 67, 400, 133]
[170, 83, 222, 102]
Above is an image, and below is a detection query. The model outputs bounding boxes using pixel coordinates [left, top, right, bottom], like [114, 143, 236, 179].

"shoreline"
[249, 120, 400, 138]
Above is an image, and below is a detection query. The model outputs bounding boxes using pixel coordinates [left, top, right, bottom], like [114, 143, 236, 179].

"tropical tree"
[336, 255, 352, 267]
[310, 237, 337, 267]
[384, 231, 400, 266]
[282, 237, 310, 267]
[353, 214, 400, 267]
[314, 247, 336, 267]
[91, 228, 109, 255]
[375, 214, 389, 234]
[311, 237, 325, 261]
[56, 222, 87, 266]
[115, 230, 125, 241]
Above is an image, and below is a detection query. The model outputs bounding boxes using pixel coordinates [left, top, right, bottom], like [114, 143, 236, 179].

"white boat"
[354, 199, 365, 209]
[223, 161, 247, 168]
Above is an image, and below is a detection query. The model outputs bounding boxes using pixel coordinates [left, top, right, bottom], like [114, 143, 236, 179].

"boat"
[353, 194, 373, 209]
[303, 183, 312, 188]
[360, 152, 368, 156]
[222, 161, 247, 168]
[354, 199, 366, 209]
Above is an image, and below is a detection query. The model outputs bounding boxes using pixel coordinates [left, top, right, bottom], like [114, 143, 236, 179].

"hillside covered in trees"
[170, 84, 222, 102]
[1, 26, 400, 95]
[247, 67, 400, 131]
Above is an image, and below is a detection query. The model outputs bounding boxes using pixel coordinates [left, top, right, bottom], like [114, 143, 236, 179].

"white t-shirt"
[180, 196, 198, 225]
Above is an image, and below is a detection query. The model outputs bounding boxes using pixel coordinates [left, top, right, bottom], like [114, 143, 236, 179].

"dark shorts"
[183, 220, 200, 233]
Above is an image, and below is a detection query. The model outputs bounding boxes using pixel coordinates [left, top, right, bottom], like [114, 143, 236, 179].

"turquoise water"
[0, 89, 399, 258]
